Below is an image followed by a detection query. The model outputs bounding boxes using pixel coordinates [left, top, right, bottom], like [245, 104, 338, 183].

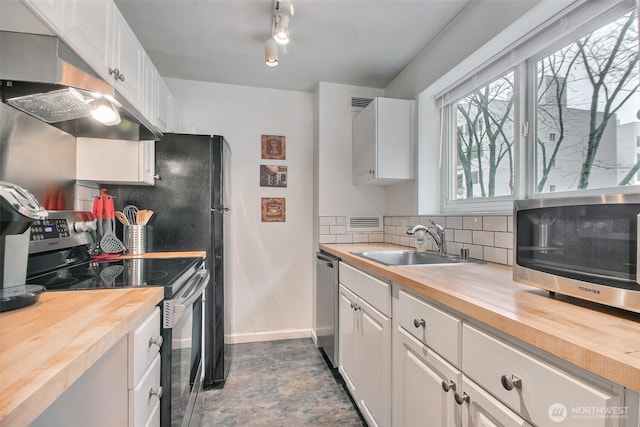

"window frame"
[434, 0, 639, 213]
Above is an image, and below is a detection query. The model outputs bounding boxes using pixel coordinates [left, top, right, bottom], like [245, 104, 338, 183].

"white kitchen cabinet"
[76, 137, 155, 185]
[128, 307, 162, 427]
[61, 0, 113, 82]
[459, 375, 532, 427]
[352, 97, 413, 185]
[110, 5, 145, 112]
[462, 324, 624, 427]
[169, 93, 183, 133]
[155, 77, 170, 132]
[393, 327, 462, 427]
[338, 263, 391, 427]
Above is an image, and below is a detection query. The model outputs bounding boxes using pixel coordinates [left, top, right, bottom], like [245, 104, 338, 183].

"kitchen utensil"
[123, 225, 146, 255]
[100, 196, 126, 253]
[115, 211, 130, 226]
[123, 205, 139, 225]
[99, 265, 124, 287]
[92, 195, 104, 239]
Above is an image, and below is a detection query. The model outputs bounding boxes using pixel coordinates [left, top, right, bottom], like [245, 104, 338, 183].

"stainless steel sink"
[352, 250, 482, 266]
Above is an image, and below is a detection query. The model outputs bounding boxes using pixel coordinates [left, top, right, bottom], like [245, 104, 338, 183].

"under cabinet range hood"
[0, 31, 161, 141]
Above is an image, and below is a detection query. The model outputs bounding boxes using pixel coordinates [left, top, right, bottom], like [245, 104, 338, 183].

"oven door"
[162, 269, 209, 427]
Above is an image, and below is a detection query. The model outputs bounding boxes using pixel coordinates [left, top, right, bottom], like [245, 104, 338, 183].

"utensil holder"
[123, 225, 146, 255]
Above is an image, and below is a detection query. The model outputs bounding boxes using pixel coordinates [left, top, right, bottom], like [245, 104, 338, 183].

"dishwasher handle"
[317, 252, 338, 267]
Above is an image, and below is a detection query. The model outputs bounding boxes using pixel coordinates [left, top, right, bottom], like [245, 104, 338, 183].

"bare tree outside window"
[535, 10, 639, 193]
[454, 72, 515, 199]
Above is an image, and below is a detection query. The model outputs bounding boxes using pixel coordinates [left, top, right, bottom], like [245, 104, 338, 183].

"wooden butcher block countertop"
[0, 287, 164, 427]
[321, 243, 640, 393]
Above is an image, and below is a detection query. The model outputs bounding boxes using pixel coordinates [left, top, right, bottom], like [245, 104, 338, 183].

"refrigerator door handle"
[211, 208, 231, 212]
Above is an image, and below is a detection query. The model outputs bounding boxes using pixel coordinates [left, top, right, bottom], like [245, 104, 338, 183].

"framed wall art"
[260, 165, 288, 188]
[261, 197, 286, 222]
[261, 135, 286, 160]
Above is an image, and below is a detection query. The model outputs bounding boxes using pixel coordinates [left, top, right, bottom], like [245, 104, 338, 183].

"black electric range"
[28, 256, 203, 298]
[26, 211, 203, 299]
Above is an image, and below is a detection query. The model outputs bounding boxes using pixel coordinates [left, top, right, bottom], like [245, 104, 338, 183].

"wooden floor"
[199, 339, 365, 426]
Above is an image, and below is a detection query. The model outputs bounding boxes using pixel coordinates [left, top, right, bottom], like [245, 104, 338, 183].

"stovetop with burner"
[28, 257, 203, 298]
[26, 211, 204, 298]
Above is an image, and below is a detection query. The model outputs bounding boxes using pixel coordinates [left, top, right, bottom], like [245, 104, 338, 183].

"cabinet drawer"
[129, 307, 162, 387]
[397, 289, 460, 367]
[462, 324, 621, 426]
[339, 263, 391, 317]
[129, 353, 161, 427]
[461, 375, 532, 427]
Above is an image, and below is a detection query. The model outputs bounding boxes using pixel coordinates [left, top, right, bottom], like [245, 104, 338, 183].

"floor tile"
[199, 338, 365, 426]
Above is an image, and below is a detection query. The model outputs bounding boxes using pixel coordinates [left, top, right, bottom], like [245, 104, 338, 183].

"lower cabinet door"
[129, 353, 161, 427]
[358, 296, 391, 427]
[393, 327, 462, 427]
[460, 376, 532, 427]
[338, 284, 358, 394]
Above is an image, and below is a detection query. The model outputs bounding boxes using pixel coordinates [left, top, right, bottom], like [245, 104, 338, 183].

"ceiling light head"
[265, 39, 279, 67]
[90, 97, 121, 126]
[274, 15, 289, 45]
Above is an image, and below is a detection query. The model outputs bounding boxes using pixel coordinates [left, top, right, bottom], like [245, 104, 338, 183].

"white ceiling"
[113, 0, 472, 92]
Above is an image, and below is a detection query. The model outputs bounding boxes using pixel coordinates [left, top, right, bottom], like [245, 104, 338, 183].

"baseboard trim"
[226, 328, 312, 344]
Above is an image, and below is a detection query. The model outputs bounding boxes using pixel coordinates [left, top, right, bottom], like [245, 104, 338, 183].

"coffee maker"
[0, 181, 48, 312]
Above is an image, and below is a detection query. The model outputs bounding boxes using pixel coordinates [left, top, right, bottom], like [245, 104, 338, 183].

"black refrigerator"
[107, 133, 231, 389]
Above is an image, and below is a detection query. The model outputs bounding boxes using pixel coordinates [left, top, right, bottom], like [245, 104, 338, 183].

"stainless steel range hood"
[0, 31, 162, 141]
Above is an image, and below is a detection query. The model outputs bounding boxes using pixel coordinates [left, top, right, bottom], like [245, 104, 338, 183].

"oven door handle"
[173, 269, 210, 317]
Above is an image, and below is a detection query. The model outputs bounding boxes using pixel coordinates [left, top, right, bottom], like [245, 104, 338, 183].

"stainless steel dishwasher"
[315, 251, 339, 368]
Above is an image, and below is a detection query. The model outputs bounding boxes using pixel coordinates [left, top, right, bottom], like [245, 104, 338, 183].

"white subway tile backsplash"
[463, 216, 483, 230]
[369, 234, 384, 243]
[319, 234, 337, 244]
[320, 217, 336, 226]
[484, 246, 508, 264]
[330, 225, 346, 235]
[454, 229, 473, 244]
[483, 216, 508, 232]
[321, 214, 514, 266]
[446, 216, 463, 229]
[473, 230, 494, 246]
[336, 234, 353, 243]
[352, 234, 369, 243]
[494, 232, 513, 249]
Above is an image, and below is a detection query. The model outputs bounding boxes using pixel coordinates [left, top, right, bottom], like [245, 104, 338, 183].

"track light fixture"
[264, 39, 279, 67]
[265, 0, 293, 67]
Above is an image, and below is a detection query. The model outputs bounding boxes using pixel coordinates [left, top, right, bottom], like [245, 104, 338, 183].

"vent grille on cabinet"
[347, 216, 383, 232]
[351, 96, 374, 111]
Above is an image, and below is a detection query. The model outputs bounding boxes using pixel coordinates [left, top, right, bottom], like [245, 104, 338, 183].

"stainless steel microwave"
[513, 195, 640, 313]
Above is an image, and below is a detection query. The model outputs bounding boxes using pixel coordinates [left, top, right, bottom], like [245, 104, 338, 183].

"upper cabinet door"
[110, 6, 145, 111]
[63, 0, 113, 82]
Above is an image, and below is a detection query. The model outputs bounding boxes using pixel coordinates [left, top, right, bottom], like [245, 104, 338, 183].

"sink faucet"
[406, 219, 447, 255]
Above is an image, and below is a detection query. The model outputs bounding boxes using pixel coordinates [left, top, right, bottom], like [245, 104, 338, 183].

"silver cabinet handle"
[501, 374, 522, 391]
[454, 391, 469, 405]
[149, 336, 163, 349]
[441, 379, 456, 393]
[413, 318, 426, 328]
[149, 386, 163, 399]
[108, 67, 125, 82]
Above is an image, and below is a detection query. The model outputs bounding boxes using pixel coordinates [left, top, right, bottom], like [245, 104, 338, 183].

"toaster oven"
[513, 194, 640, 313]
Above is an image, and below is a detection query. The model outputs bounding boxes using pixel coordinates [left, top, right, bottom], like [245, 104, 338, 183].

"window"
[448, 72, 515, 200]
[534, 9, 639, 193]
[437, 1, 639, 212]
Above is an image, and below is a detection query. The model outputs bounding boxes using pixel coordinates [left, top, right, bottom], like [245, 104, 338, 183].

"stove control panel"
[30, 219, 70, 241]
[29, 211, 95, 254]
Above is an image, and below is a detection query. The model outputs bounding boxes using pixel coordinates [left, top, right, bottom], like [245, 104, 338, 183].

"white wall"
[384, 0, 541, 215]
[316, 82, 385, 217]
[166, 78, 314, 343]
